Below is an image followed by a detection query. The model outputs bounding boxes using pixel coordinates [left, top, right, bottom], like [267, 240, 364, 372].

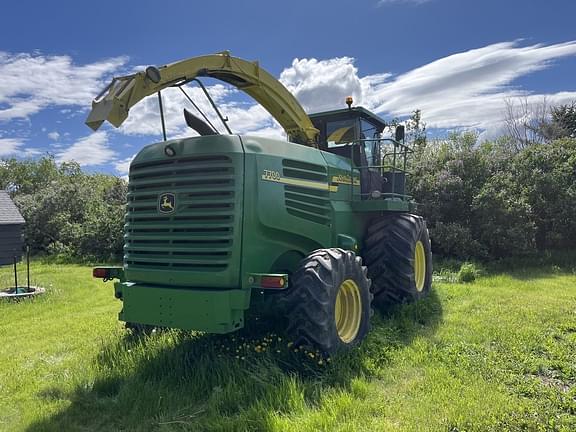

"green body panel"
[239, 136, 332, 283]
[321, 150, 370, 247]
[116, 134, 410, 333]
[118, 282, 248, 333]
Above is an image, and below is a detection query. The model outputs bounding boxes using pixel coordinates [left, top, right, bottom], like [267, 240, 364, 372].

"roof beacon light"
[346, 96, 353, 109]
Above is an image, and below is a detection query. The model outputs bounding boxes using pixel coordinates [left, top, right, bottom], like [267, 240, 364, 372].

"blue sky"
[1, 0, 576, 176]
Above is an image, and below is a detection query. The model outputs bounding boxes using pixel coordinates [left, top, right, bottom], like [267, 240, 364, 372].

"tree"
[504, 98, 576, 150]
[504, 97, 550, 151]
[0, 156, 61, 195]
[550, 102, 576, 139]
[3, 156, 127, 261]
[405, 109, 427, 148]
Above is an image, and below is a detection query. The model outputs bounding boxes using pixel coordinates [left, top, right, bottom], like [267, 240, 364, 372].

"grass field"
[1, 258, 575, 431]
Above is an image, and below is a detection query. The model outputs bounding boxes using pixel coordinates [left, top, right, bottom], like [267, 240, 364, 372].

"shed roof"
[0, 191, 25, 225]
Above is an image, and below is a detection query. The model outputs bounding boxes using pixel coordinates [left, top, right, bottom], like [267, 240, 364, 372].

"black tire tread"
[282, 248, 373, 354]
[363, 213, 432, 305]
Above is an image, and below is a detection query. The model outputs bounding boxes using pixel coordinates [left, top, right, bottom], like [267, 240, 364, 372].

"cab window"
[326, 119, 358, 147]
[361, 119, 379, 140]
[360, 119, 381, 170]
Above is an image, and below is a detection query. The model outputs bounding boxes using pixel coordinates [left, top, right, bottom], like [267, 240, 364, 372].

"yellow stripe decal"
[331, 175, 360, 186]
[261, 171, 337, 192]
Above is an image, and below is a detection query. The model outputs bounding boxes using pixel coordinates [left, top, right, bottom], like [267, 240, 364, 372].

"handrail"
[335, 138, 413, 202]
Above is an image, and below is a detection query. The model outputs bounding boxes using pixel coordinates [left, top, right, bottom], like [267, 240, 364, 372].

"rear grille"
[125, 155, 235, 272]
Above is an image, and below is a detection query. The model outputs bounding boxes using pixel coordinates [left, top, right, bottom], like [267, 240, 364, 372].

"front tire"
[284, 248, 372, 354]
[363, 214, 432, 306]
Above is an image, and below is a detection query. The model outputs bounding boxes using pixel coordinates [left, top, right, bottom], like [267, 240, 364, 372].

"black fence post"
[27, 246, 30, 290]
[13, 256, 18, 292]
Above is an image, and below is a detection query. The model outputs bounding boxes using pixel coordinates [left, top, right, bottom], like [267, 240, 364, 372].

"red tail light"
[261, 276, 286, 289]
[93, 268, 110, 279]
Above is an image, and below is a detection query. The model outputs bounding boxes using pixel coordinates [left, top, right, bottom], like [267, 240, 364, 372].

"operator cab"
[309, 104, 408, 200]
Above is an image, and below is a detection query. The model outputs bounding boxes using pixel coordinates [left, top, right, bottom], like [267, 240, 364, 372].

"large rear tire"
[284, 248, 372, 354]
[363, 214, 432, 306]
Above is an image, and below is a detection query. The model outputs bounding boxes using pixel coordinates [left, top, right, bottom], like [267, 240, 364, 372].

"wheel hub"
[335, 279, 362, 343]
[414, 240, 426, 292]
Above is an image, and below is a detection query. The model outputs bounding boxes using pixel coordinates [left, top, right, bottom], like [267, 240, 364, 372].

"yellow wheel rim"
[334, 279, 362, 343]
[414, 240, 426, 292]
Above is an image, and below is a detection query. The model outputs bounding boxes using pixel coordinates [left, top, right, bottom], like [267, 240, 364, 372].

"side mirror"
[395, 125, 405, 142]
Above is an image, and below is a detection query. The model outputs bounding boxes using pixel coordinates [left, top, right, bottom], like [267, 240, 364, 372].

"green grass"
[1, 260, 575, 431]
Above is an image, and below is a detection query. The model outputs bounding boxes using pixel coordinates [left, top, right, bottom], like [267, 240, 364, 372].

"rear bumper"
[115, 282, 250, 334]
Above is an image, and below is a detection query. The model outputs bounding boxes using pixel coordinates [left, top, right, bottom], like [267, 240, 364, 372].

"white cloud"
[272, 41, 576, 138]
[221, 103, 279, 135]
[280, 57, 367, 113]
[365, 41, 576, 134]
[48, 131, 60, 141]
[0, 138, 42, 157]
[0, 138, 23, 156]
[378, 0, 432, 5]
[119, 84, 234, 137]
[244, 126, 286, 140]
[56, 131, 116, 166]
[113, 154, 136, 176]
[0, 52, 127, 122]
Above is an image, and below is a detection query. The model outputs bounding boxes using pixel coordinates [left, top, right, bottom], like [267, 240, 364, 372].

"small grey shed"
[0, 191, 25, 266]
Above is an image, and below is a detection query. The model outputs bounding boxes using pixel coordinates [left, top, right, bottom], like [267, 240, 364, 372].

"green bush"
[471, 172, 536, 258]
[457, 263, 478, 283]
[410, 133, 576, 260]
[429, 222, 487, 259]
[509, 138, 576, 249]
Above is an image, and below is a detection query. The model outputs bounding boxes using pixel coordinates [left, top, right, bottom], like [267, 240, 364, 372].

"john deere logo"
[158, 193, 176, 213]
